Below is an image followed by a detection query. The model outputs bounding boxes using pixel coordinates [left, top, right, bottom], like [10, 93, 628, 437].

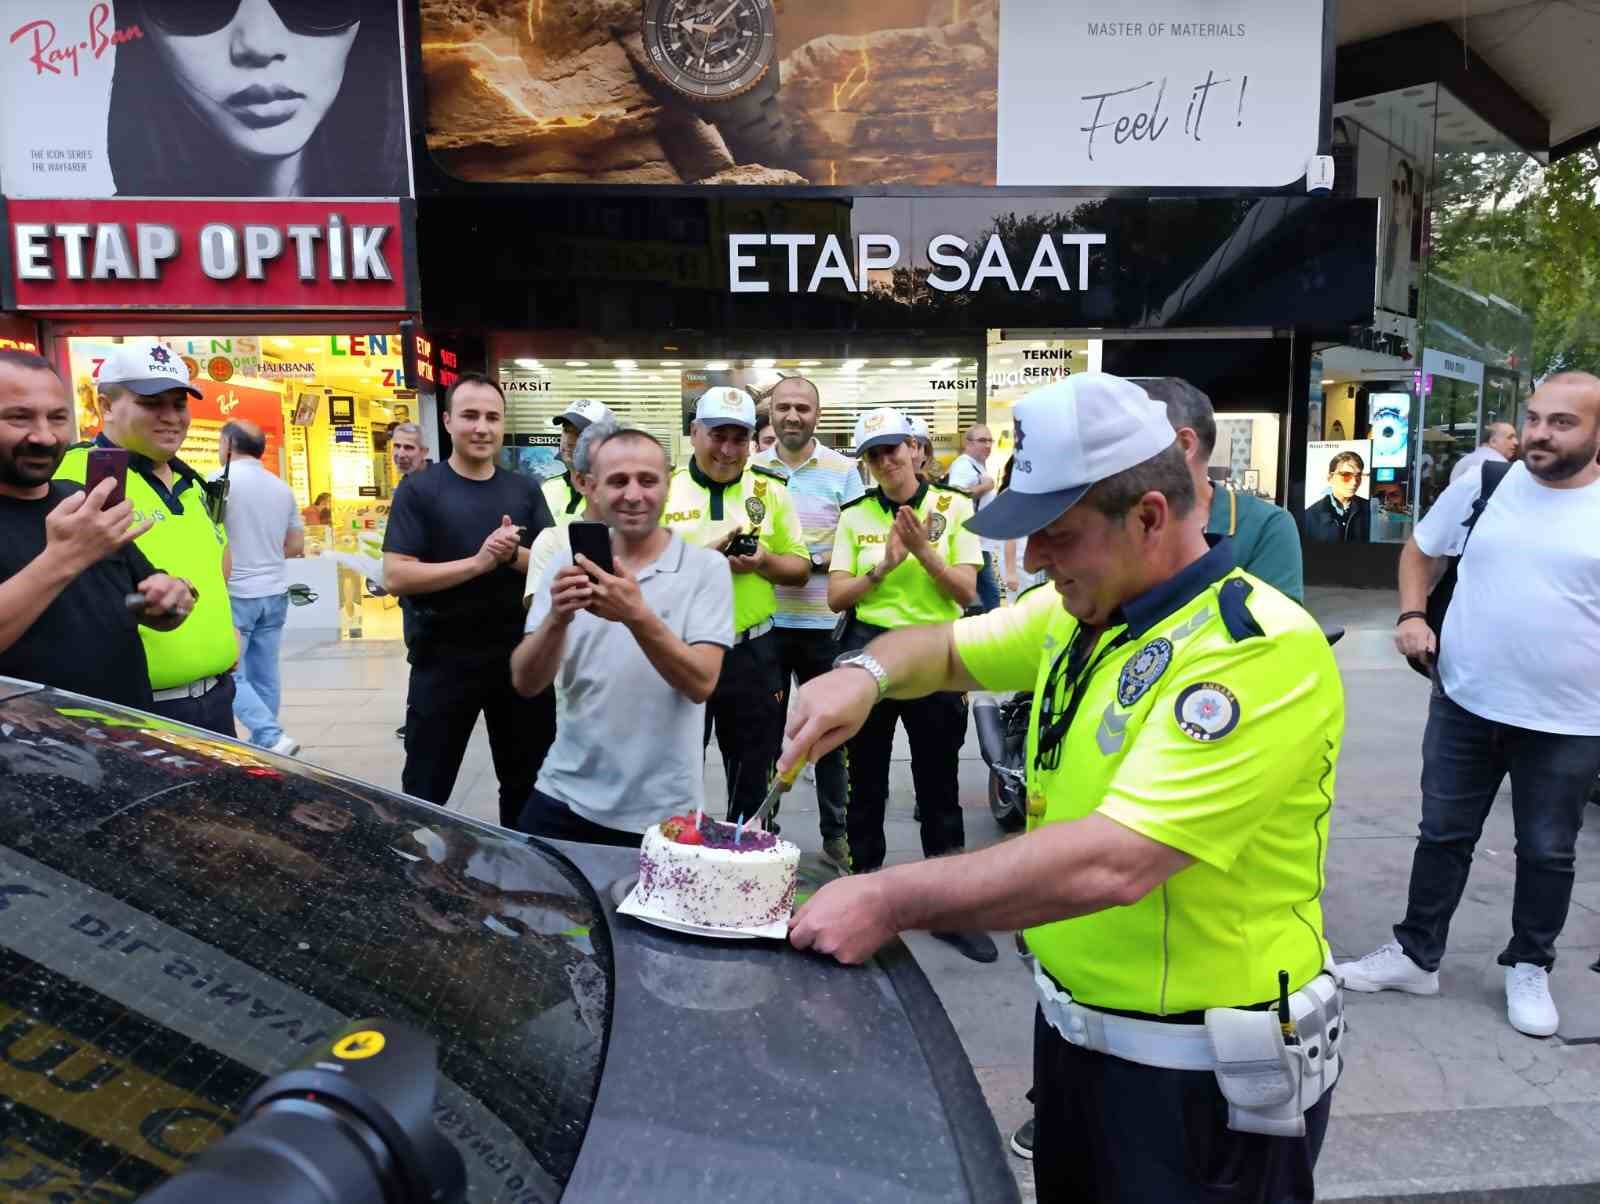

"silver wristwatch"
[833, 649, 889, 700]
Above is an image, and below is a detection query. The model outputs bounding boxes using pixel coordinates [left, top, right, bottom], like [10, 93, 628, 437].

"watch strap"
[834, 650, 889, 700]
[714, 67, 792, 165]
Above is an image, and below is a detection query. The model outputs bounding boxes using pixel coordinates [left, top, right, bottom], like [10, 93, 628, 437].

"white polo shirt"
[218, 457, 301, 599]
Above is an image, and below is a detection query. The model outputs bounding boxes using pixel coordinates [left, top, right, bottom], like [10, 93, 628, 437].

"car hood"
[0, 680, 1015, 1203]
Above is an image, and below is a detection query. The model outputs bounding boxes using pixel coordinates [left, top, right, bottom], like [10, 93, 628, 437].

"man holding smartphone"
[56, 344, 237, 733]
[512, 427, 732, 844]
[0, 350, 193, 708]
[383, 374, 555, 827]
[662, 387, 810, 825]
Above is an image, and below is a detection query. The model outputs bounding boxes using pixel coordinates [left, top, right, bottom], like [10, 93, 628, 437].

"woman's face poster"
[0, 0, 410, 198]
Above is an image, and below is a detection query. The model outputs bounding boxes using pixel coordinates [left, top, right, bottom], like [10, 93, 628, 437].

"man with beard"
[512, 428, 732, 845]
[0, 350, 194, 708]
[56, 344, 237, 732]
[1340, 373, 1600, 1039]
[753, 376, 863, 868]
[383, 374, 555, 826]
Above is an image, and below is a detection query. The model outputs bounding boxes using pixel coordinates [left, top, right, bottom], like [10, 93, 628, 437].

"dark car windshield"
[0, 687, 610, 1203]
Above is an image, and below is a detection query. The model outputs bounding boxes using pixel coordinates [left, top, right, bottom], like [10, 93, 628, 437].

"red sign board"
[6, 199, 410, 311]
[0, 312, 40, 352]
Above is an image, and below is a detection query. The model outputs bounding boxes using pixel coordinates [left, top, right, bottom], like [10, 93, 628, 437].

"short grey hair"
[391, 421, 426, 446]
[572, 417, 619, 476]
[1084, 442, 1196, 520]
[1136, 377, 1216, 458]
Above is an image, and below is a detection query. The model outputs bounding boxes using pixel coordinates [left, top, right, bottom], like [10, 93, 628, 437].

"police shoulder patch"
[936, 483, 973, 499]
[839, 493, 871, 511]
[1117, 637, 1172, 707]
[1174, 682, 1241, 742]
[749, 464, 786, 482]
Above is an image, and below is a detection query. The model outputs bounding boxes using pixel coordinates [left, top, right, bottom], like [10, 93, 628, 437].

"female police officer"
[828, 407, 994, 963]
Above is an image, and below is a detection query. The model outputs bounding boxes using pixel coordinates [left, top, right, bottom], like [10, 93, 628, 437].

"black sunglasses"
[142, 0, 362, 38]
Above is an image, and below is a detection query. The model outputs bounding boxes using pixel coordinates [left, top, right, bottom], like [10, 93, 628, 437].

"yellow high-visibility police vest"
[832, 482, 982, 628]
[57, 444, 235, 691]
[954, 540, 1344, 1014]
[541, 473, 585, 528]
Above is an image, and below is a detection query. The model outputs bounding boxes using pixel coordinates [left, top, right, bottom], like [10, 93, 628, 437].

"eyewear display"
[142, 0, 362, 38]
[1333, 471, 1365, 482]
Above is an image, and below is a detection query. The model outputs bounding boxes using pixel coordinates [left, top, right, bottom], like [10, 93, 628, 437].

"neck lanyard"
[1034, 625, 1133, 771]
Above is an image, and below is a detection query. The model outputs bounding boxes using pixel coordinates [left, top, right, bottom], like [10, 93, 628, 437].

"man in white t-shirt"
[945, 424, 1001, 612]
[218, 421, 304, 755]
[1448, 421, 1518, 483]
[1338, 373, 1600, 1038]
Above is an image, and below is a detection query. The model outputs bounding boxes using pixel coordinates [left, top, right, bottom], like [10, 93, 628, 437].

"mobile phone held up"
[84, 447, 130, 509]
[725, 531, 760, 558]
[568, 521, 615, 579]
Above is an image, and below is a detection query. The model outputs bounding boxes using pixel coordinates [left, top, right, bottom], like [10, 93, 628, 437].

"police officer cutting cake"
[663, 386, 810, 824]
[784, 374, 1347, 1202]
[829, 407, 995, 962]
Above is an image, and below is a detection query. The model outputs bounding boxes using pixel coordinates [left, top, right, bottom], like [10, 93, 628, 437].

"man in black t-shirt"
[0, 350, 195, 708]
[383, 374, 555, 826]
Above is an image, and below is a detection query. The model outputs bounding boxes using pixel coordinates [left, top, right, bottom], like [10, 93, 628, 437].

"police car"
[0, 677, 1016, 1203]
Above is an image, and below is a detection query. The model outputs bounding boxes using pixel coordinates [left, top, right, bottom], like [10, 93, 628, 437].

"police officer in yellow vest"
[784, 374, 1347, 1203]
[544, 398, 613, 527]
[663, 386, 809, 823]
[830, 407, 994, 962]
[57, 344, 238, 735]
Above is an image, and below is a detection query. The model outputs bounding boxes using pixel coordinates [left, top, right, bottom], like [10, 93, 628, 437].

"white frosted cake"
[635, 813, 800, 930]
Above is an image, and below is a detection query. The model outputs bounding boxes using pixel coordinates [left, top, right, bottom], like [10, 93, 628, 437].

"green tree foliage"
[1429, 148, 1600, 378]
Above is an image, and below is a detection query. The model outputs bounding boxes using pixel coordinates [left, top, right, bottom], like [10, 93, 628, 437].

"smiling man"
[383, 373, 555, 827]
[56, 343, 235, 733]
[781, 374, 1347, 1202]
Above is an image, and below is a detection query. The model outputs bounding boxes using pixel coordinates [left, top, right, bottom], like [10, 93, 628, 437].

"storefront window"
[494, 352, 982, 474]
[64, 331, 412, 642]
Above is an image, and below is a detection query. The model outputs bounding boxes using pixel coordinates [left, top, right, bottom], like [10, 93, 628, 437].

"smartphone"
[725, 531, 760, 558]
[568, 520, 615, 578]
[84, 446, 130, 508]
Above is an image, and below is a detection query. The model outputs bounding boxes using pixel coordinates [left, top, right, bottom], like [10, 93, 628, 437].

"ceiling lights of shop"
[839, 359, 866, 372]
[751, 358, 777, 368]
[704, 360, 731, 370]
[565, 360, 589, 367]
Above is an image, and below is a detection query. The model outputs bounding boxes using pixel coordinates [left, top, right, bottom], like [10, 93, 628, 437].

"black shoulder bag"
[1406, 459, 1512, 678]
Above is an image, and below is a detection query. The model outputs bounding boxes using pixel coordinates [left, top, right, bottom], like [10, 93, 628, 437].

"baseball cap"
[852, 406, 916, 455]
[693, 386, 756, 430]
[966, 373, 1176, 541]
[550, 398, 613, 431]
[97, 342, 202, 399]
[907, 414, 932, 443]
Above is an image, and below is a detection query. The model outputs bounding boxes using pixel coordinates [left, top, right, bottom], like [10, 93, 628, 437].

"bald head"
[963, 424, 993, 459]
[221, 419, 266, 459]
[1483, 421, 1518, 460]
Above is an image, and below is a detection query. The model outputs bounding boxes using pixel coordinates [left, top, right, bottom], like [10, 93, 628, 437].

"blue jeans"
[1394, 692, 1600, 972]
[229, 593, 289, 748]
[971, 551, 1001, 615]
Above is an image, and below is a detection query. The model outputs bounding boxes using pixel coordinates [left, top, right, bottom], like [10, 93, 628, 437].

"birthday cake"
[634, 813, 800, 930]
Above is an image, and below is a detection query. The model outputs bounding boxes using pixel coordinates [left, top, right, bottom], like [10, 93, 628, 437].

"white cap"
[852, 406, 917, 455]
[907, 414, 932, 442]
[97, 342, 202, 399]
[551, 397, 613, 431]
[693, 386, 756, 430]
[967, 373, 1176, 540]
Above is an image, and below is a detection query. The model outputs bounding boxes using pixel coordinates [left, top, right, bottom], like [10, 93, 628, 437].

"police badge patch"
[1174, 682, 1241, 742]
[928, 512, 948, 541]
[1117, 638, 1171, 707]
[744, 495, 766, 524]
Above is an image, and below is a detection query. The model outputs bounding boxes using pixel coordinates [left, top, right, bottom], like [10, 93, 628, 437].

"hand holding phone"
[724, 530, 761, 559]
[568, 521, 615, 579]
[84, 447, 129, 509]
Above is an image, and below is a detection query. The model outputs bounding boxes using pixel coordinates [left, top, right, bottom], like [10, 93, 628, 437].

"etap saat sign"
[4, 199, 412, 311]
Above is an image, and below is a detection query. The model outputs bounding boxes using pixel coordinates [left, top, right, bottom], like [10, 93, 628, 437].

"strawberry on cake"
[634, 813, 800, 930]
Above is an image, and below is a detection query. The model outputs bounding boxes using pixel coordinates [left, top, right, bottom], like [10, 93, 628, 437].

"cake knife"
[748, 760, 805, 831]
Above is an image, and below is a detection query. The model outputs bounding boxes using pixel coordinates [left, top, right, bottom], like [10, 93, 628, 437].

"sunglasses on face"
[1333, 471, 1364, 482]
[142, 0, 362, 38]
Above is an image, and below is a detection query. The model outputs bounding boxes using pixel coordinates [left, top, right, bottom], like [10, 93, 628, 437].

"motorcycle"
[976, 626, 1348, 834]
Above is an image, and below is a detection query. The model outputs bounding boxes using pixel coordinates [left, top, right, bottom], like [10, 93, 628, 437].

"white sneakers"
[1336, 941, 1440, 995]
[269, 734, 302, 757]
[1336, 943, 1561, 1038]
[1504, 963, 1559, 1037]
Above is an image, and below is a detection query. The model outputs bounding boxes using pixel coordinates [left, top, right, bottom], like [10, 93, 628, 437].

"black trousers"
[705, 630, 784, 823]
[147, 674, 237, 738]
[518, 788, 642, 849]
[845, 689, 967, 874]
[773, 626, 849, 840]
[402, 646, 556, 828]
[1033, 1009, 1331, 1203]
